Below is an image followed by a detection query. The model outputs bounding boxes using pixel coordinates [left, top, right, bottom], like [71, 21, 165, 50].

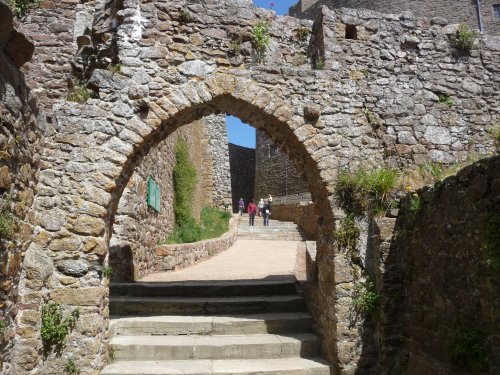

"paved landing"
[140, 240, 300, 282]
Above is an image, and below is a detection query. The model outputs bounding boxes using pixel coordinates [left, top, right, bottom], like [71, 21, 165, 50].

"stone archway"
[13, 73, 338, 374]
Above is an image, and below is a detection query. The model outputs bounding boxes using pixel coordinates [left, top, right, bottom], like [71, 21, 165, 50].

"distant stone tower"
[289, 0, 500, 34]
[254, 130, 309, 200]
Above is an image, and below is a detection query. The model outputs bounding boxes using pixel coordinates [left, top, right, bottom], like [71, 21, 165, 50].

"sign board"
[147, 177, 161, 212]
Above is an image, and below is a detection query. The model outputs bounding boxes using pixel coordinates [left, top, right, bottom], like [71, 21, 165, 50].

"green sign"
[147, 177, 161, 212]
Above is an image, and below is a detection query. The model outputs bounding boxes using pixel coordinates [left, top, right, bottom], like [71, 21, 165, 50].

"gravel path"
[140, 240, 300, 282]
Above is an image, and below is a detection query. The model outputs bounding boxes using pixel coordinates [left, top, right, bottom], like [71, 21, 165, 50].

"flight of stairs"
[237, 215, 310, 241]
[102, 280, 333, 374]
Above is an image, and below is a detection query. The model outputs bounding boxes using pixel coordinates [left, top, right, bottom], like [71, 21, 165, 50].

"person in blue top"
[238, 197, 245, 215]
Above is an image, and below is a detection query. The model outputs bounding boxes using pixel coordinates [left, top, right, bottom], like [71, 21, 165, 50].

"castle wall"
[385, 156, 500, 373]
[5, 0, 500, 373]
[254, 129, 309, 201]
[290, 0, 499, 35]
[0, 4, 43, 372]
[228, 144, 255, 213]
[110, 114, 231, 282]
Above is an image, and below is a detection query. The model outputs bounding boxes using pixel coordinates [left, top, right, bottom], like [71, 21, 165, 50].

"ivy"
[6, 0, 40, 16]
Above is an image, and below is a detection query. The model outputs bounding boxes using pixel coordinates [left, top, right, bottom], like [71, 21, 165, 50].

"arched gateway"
[4, 0, 499, 373]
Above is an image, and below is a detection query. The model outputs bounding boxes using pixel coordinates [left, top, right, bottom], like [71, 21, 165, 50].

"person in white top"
[258, 198, 264, 217]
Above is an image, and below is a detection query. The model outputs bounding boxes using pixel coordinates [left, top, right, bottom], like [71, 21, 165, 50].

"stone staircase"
[237, 215, 310, 241]
[102, 280, 333, 374]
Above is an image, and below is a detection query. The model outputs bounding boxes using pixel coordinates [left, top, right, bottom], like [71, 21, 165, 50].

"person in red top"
[247, 199, 257, 226]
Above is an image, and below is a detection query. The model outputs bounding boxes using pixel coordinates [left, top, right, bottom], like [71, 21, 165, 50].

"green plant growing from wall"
[449, 327, 488, 371]
[252, 19, 271, 51]
[336, 167, 400, 216]
[6, 0, 40, 16]
[67, 84, 91, 104]
[483, 214, 500, 270]
[438, 93, 454, 107]
[353, 278, 380, 315]
[102, 266, 113, 278]
[65, 359, 80, 375]
[179, 10, 193, 23]
[0, 196, 14, 240]
[314, 57, 325, 70]
[108, 63, 122, 75]
[0, 320, 7, 342]
[41, 303, 80, 354]
[488, 126, 500, 148]
[169, 139, 201, 243]
[450, 24, 479, 52]
[409, 193, 420, 211]
[333, 215, 360, 260]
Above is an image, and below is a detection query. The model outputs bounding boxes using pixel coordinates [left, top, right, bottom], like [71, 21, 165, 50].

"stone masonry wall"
[18, 0, 97, 114]
[7, 0, 500, 374]
[387, 156, 500, 374]
[255, 129, 309, 200]
[201, 114, 232, 209]
[228, 143, 255, 213]
[0, 4, 42, 372]
[289, 0, 499, 35]
[110, 121, 203, 282]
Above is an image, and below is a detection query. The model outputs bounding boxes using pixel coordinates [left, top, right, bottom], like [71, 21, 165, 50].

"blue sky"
[226, 0, 298, 148]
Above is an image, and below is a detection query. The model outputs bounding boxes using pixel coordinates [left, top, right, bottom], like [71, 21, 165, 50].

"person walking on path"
[268, 194, 273, 206]
[247, 199, 257, 226]
[238, 198, 245, 216]
[263, 199, 271, 226]
[258, 198, 264, 217]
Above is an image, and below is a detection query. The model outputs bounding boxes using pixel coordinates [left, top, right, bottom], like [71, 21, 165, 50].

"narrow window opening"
[345, 24, 358, 40]
[493, 4, 500, 19]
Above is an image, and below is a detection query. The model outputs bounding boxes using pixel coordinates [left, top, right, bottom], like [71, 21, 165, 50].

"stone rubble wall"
[110, 121, 203, 282]
[255, 129, 309, 201]
[6, 0, 500, 374]
[386, 156, 500, 373]
[289, 0, 500, 35]
[110, 113, 232, 282]
[269, 200, 318, 239]
[17, 0, 98, 114]
[228, 143, 255, 213]
[202, 114, 232, 208]
[153, 217, 237, 273]
[0, 3, 42, 372]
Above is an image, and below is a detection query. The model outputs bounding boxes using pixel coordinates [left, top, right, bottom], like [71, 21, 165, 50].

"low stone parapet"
[153, 217, 238, 272]
[270, 199, 318, 240]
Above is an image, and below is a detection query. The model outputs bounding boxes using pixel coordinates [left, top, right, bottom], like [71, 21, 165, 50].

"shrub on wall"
[169, 139, 202, 243]
[336, 167, 399, 216]
[6, 0, 40, 16]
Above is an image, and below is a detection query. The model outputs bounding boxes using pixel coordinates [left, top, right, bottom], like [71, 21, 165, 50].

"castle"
[0, 0, 499, 373]
[290, 0, 500, 34]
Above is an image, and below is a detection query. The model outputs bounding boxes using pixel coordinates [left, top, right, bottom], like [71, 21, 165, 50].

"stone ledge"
[153, 217, 238, 273]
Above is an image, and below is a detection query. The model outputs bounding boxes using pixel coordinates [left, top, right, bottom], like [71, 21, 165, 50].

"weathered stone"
[424, 126, 452, 145]
[23, 244, 54, 285]
[49, 287, 103, 306]
[177, 60, 215, 77]
[0, 166, 12, 189]
[304, 104, 321, 120]
[55, 259, 89, 277]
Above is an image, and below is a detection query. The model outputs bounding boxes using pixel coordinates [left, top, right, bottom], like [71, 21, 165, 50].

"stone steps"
[111, 313, 313, 336]
[110, 295, 306, 316]
[110, 280, 298, 297]
[104, 280, 333, 375]
[237, 217, 309, 241]
[110, 333, 320, 361]
[101, 358, 332, 375]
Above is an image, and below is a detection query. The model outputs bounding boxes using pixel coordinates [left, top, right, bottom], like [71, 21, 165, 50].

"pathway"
[102, 217, 332, 375]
